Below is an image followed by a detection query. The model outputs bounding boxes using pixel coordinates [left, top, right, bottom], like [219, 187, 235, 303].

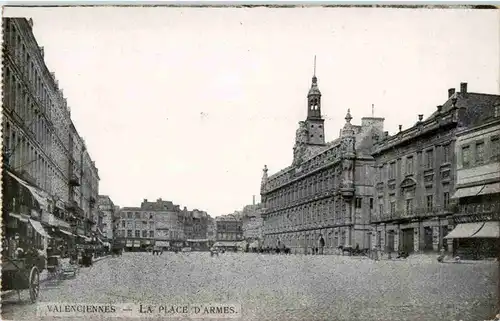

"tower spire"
[313, 55, 316, 77]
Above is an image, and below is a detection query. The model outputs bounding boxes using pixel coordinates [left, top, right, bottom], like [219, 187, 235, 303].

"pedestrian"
[319, 236, 325, 255]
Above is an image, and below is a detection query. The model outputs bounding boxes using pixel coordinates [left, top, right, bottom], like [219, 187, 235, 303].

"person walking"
[319, 236, 325, 255]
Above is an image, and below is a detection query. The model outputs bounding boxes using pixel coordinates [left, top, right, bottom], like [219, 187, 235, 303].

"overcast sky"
[5, 7, 499, 217]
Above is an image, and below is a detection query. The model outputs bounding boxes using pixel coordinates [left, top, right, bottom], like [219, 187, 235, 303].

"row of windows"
[3, 121, 68, 196]
[461, 136, 499, 168]
[382, 144, 452, 181]
[3, 68, 53, 152]
[4, 21, 62, 118]
[265, 168, 342, 209]
[118, 230, 155, 238]
[121, 220, 155, 229]
[264, 199, 348, 230]
[378, 192, 450, 216]
[121, 211, 155, 220]
[217, 233, 242, 240]
[119, 229, 182, 239]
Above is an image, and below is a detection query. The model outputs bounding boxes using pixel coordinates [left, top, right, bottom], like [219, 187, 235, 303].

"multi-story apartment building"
[260, 70, 384, 254]
[241, 202, 264, 241]
[98, 195, 116, 241]
[216, 215, 243, 241]
[191, 209, 209, 240]
[446, 116, 500, 258]
[371, 83, 500, 255]
[116, 198, 189, 249]
[207, 217, 216, 242]
[2, 18, 99, 248]
[117, 207, 156, 250]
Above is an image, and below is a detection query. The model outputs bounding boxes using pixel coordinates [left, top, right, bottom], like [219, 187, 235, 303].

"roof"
[427, 92, 500, 123]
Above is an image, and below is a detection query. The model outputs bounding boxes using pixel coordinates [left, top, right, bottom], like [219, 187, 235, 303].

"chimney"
[437, 105, 443, 113]
[460, 82, 467, 93]
[384, 131, 389, 138]
[28, 18, 33, 28]
[144, 199, 147, 203]
[398, 125, 402, 132]
[253, 195, 256, 205]
[39, 46, 44, 57]
[448, 88, 455, 98]
[418, 114, 423, 122]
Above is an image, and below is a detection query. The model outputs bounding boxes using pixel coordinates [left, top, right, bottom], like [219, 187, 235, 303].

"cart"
[1, 256, 40, 303]
[46, 255, 62, 279]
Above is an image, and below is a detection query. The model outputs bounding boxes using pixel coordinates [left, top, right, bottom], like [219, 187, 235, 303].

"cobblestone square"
[2, 252, 498, 321]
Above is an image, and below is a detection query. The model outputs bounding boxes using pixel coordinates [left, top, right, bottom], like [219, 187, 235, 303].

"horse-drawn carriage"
[2, 256, 41, 303]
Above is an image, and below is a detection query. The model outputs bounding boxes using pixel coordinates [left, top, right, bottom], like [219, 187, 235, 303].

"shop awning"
[249, 241, 259, 248]
[187, 239, 209, 242]
[126, 241, 133, 247]
[78, 235, 92, 242]
[29, 219, 51, 238]
[133, 242, 141, 248]
[213, 242, 238, 247]
[444, 223, 484, 239]
[59, 229, 75, 237]
[7, 171, 50, 212]
[9, 212, 30, 223]
[452, 183, 500, 199]
[471, 221, 500, 238]
[156, 241, 170, 247]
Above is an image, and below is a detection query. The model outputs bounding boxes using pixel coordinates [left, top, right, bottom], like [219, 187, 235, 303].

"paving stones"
[1, 252, 497, 321]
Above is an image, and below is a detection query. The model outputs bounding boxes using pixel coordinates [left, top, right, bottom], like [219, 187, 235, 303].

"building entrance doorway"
[401, 228, 414, 254]
[423, 227, 433, 252]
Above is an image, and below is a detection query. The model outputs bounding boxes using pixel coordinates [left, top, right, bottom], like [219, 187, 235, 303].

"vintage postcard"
[1, 4, 499, 321]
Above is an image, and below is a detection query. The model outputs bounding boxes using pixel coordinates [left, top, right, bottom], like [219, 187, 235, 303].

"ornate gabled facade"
[371, 83, 500, 255]
[260, 68, 385, 254]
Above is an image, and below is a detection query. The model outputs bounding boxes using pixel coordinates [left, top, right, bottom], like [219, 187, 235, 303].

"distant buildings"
[207, 217, 216, 242]
[115, 198, 212, 250]
[2, 18, 101, 253]
[98, 195, 116, 241]
[215, 215, 243, 241]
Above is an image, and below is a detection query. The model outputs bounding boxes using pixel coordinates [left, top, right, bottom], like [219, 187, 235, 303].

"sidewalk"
[372, 253, 498, 264]
[1, 255, 112, 298]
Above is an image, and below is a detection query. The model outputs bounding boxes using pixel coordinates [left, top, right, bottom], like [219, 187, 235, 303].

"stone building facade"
[371, 83, 500, 255]
[241, 203, 264, 241]
[2, 17, 99, 241]
[446, 116, 500, 258]
[260, 71, 385, 254]
[97, 195, 116, 241]
[116, 198, 212, 248]
[190, 209, 209, 240]
[216, 215, 243, 241]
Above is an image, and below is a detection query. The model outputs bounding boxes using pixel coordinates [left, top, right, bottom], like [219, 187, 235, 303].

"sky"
[4, 7, 500, 217]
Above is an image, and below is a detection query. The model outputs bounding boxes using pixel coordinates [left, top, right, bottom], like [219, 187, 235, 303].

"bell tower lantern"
[305, 56, 325, 145]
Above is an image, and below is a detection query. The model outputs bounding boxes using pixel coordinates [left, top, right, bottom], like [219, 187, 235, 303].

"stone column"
[394, 228, 400, 253]
[371, 226, 377, 250]
[432, 226, 440, 251]
[446, 216, 454, 255]
[413, 224, 420, 253]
